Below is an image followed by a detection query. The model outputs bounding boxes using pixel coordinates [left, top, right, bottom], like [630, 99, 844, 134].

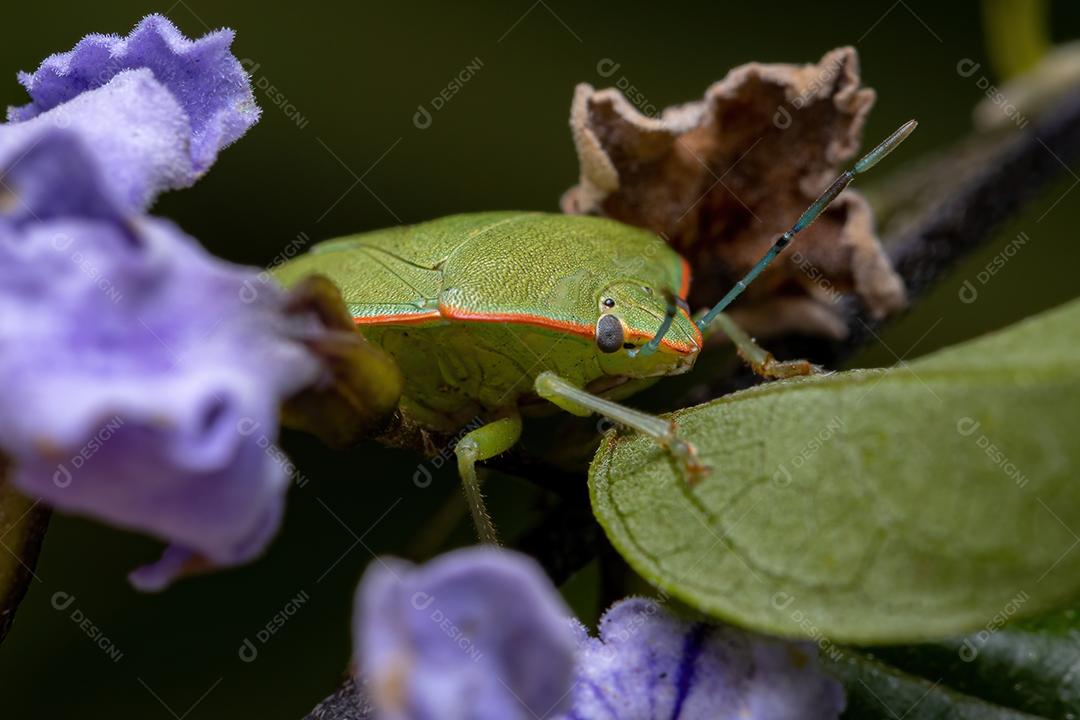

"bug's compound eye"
[595, 314, 624, 353]
[602, 297, 616, 308]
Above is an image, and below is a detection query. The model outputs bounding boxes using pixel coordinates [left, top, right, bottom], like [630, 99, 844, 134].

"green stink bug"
[275, 120, 916, 543]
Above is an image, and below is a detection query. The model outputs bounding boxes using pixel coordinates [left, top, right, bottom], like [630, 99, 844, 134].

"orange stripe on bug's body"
[353, 310, 442, 326]
[673, 255, 703, 350]
[348, 268, 701, 354]
[440, 304, 699, 355]
[626, 313, 699, 354]
[678, 255, 692, 300]
[439, 305, 595, 339]
[677, 306, 704, 351]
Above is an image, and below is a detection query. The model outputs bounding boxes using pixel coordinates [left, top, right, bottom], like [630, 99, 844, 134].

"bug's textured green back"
[274, 212, 686, 329]
[274, 212, 700, 428]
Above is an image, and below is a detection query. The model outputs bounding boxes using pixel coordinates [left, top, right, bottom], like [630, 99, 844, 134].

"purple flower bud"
[560, 598, 846, 719]
[7, 14, 259, 211]
[354, 548, 577, 720]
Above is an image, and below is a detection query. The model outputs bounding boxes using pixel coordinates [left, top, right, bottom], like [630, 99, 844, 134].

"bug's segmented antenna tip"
[854, 119, 918, 174]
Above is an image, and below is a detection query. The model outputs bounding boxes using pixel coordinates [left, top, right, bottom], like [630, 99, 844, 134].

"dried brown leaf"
[280, 275, 403, 447]
[562, 47, 906, 337]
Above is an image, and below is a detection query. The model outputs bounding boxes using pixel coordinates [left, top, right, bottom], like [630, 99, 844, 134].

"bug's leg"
[534, 371, 708, 482]
[455, 409, 522, 545]
[700, 311, 820, 379]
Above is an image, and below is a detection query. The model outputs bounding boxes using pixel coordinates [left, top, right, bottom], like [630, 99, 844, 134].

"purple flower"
[354, 550, 845, 720]
[0, 132, 322, 589]
[0, 17, 323, 590]
[559, 598, 846, 720]
[355, 548, 578, 720]
[6, 14, 259, 211]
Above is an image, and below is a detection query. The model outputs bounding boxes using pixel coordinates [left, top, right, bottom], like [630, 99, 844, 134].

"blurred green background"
[2, 1, 1079, 717]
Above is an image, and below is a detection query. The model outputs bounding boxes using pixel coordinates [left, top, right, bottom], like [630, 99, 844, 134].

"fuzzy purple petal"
[0, 132, 320, 589]
[6, 14, 259, 210]
[355, 548, 577, 720]
[0, 127, 119, 225]
[3, 69, 195, 212]
[559, 598, 846, 720]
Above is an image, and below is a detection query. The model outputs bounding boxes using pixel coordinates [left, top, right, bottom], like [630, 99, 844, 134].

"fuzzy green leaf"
[590, 299, 1080, 643]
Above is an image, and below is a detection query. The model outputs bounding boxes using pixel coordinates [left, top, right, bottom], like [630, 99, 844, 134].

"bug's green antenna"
[627, 293, 679, 358]
[695, 119, 917, 334]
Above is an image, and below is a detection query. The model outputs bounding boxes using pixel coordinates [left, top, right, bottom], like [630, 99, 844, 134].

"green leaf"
[864, 603, 1080, 718]
[590, 298, 1080, 643]
[828, 647, 1041, 719]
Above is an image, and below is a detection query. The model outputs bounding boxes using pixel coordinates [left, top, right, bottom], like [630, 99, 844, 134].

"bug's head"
[593, 281, 701, 378]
